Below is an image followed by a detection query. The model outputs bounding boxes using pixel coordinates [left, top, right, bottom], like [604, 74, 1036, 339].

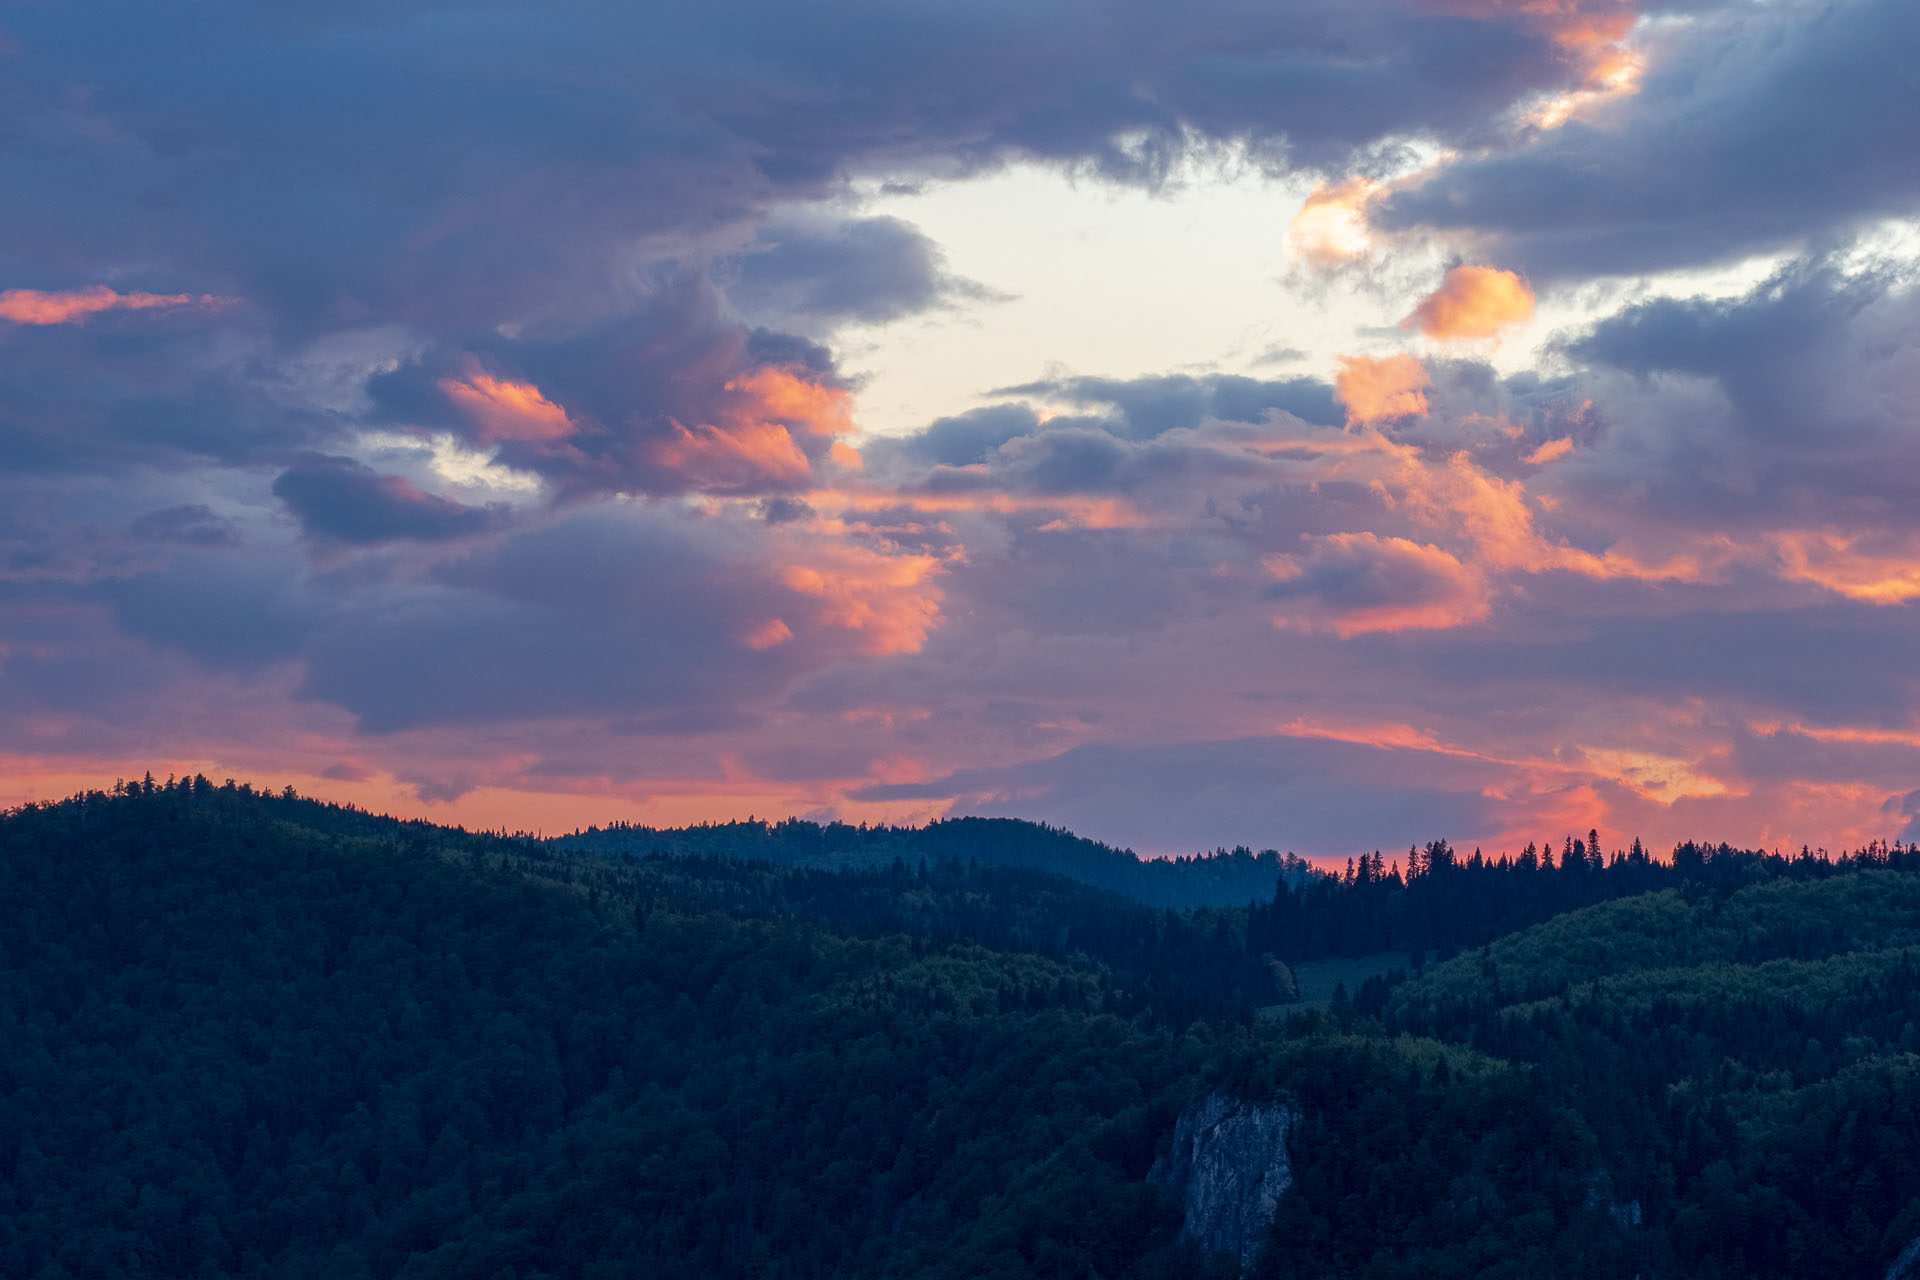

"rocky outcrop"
[1887, 1237, 1920, 1280]
[1149, 1091, 1294, 1273]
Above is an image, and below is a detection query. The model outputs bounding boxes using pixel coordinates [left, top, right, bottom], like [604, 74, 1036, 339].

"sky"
[3, 0, 1920, 858]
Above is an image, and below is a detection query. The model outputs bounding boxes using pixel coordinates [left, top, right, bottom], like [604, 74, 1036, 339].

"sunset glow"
[3, 0, 1915, 861]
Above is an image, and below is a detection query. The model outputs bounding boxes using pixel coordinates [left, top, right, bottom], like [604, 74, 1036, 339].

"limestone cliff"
[1149, 1091, 1295, 1273]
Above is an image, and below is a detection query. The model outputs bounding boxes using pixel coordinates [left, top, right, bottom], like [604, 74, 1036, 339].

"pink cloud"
[439, 372, 575, 443]
[1335, 354, 1431, 425]
[1405, 265, 1536, 342]
[0, 286, 228, 326]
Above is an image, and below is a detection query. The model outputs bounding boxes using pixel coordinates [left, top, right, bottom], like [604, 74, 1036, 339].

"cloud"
[164, 499, 942, 734]
[128, 504, 240, 547]
[438, 373, 575, 445]
[1286, 177, 1380, 271]
[367, 277, 864, 498]
[881, 404, 1048, 469]
[1770, 531, 1920, 606]
[1405, 265, 1536, 342]
[1522, 436, 1573, 465]
[0, 307, 322, 473]
[782, 544, 945, 656]
[1335, 354, 1431, 425]
[853, 734, 1504, 856]
[1377, 0, 1920, 280]
[272, 455, 502, 543]
[0, 0, 1636, 349]
[1267, 532, 1491, 635]
[1884, 790, 1920, 845]
[722, 215, 1000, 327]
[653, 418, 816, 492]
[999, 372, 1342, 435]
[0, 286, 223, 326]
[107, 554, 314, 672]
[11, 0, 1920, 860]
[742, 618, 794, 650]
[1568, 259, 1907, 449]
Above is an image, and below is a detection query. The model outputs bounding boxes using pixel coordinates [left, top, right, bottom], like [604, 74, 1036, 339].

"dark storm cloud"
[107, 554, 314, 672]
[854, 735, 1501, 855]
[272, 455, 503, 544]
[866, 371, 1345, 501]
[128, 505, 241, 547]
[70, 500, 843, 737]
[294, 506, 815, 732]
[1377, 0, 1920, 279]
[0, 0, 1655, 341]
[1570, 261, 1910, 447]
[0, 309, 327, 473]
[998, 373, 1342, 434]
[722, 216, 999, 326]
[1550, 261, 1920, 530]
[879, 405, 1053, 469]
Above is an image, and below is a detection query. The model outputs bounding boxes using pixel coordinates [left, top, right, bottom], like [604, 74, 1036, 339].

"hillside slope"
[0, 782, 1217, 1279]
[554, 815, 1315, 910]
[8, 780, 1920, 1279]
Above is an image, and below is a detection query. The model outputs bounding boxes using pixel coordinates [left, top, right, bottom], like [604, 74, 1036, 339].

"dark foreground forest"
[5, 778, 1920, 1278]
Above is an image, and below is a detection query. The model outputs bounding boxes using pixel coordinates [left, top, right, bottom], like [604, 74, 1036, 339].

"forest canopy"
[4, 777, 1920, 1278]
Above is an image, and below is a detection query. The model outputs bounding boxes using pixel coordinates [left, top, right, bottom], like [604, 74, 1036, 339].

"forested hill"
[553, 814, 1317, 910]
[0, 779, 1226, 1279]
[10, 777, 1920, 1278]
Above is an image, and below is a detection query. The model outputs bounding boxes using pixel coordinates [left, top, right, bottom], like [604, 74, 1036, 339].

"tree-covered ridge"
[555, 814, 1316, 911]
[1249, 831, 1920, 964]
[1325, 870, 1920, 1279]
[0, 779, 1226, 1279]
[10, 777, 1920, 1278]
[610, 854, 1288, 1026]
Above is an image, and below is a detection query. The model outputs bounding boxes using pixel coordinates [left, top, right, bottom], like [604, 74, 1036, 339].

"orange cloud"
[727, 368, 854, 438]
[1523, 436, 1574, 465]
[1273, 716, 1471, 757]
[1397, 446, 1710, 584]
[1286, 177, 1379, 271]
[654, 418, 814, 491]
[0, 286, 224, 326]
[1578, 747, 1733, 803]
[1406, 265, 1536, 342]
[1415, 0, 1643, 127]
[1250, 420, 1712, 592]
[782, 546, 944, 655]
[1771, 530, 1920, 604]
[1335, 354, 1430, 426]
[439, 372, 575, 444]
[741, 618, 793, 650]
[645, 366, 861, 493]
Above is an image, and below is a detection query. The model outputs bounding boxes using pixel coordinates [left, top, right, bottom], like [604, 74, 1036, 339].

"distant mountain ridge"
[551, 813, 1320, 910]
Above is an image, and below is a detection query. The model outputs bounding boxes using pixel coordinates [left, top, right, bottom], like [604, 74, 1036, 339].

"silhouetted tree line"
[1250, 830, 1920, 964]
